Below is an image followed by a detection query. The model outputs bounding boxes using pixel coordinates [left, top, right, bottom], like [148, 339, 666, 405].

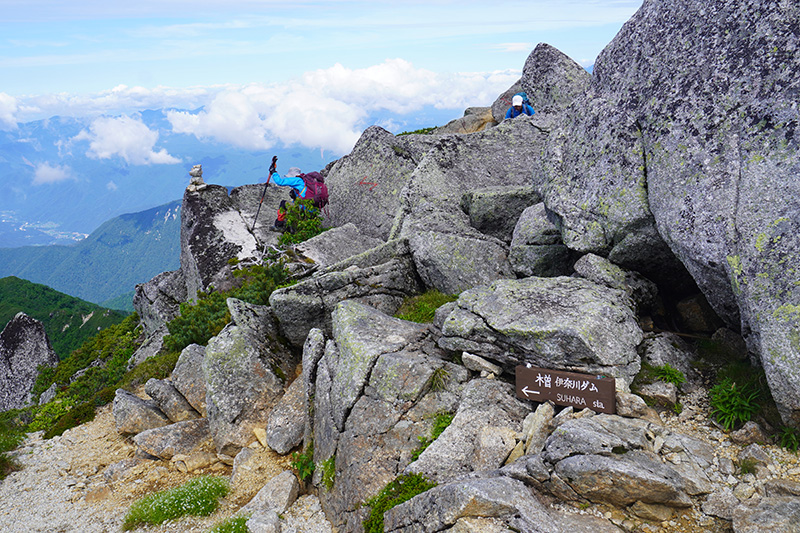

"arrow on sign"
[521, 386, 540, 398]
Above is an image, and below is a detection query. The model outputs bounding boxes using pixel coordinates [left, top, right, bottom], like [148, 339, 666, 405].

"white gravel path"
[0, 404, 332, 533]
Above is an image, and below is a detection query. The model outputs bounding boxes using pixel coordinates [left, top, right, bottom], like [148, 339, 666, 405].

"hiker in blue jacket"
[269, 166, 309, 231]
[270, 166, 309, 200]
[505, 94, 535, 119]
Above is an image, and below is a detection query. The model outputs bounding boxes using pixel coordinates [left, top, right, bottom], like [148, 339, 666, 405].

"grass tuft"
[394, 290, 458, 324]
[362, 473, 436, 533]
[411, 410, 454, 461]
[122, 476, 229, 530]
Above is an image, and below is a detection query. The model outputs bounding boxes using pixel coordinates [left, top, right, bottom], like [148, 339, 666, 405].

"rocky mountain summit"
[3, 1, 799, 532]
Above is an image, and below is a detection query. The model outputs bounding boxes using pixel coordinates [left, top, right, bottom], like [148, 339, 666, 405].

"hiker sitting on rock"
[505, 94, 535, 119]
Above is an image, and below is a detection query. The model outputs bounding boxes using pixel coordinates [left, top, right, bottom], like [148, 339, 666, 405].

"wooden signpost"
[515, 365, 617, 414]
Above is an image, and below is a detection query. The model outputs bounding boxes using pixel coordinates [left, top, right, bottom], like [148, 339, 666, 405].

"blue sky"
[0, 0, 643, 155]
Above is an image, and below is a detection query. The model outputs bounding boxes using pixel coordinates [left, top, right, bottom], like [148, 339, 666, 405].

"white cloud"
[0, 93, 19, 130]
[106, 180, 119, 191]
[492, 42, 534, 53]
[32, 162, 73, 185]
[73, 115, 182, 165]
[168, 59, 519, 154]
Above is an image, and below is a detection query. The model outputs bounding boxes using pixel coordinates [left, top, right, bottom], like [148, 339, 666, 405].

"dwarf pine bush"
[278, 199, 326, 245]
[163, 262, 289, 353]
[122, 476, 229, 530]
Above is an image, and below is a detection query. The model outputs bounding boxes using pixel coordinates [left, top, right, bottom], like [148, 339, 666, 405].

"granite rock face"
[437, 276, 644, 388]
[0, 313, 59, 412]
[536, 0, 800, 425]
[324, 126, 441, 240]
[181, 184, 259, 302]
[310, 300, 469, 532]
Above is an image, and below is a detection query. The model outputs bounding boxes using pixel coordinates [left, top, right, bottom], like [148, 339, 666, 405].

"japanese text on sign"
[516, 365, 616, 414]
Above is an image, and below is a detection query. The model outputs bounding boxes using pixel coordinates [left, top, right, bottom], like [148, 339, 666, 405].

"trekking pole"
[252, 156, 277, 231]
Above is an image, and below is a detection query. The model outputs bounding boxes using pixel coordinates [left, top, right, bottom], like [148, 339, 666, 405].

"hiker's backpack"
[514, 91, 531, 107]
[300, 171, 329, 209]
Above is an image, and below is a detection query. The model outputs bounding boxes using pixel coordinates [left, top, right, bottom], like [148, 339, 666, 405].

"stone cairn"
[186, 164, 207, 192]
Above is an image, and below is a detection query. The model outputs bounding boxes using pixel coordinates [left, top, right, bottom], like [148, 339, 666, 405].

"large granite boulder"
[0, 313, 59, 412]
[395, 117, 549, 293]
[460, 186, 541, 243]
[520, 42, 592, 115]
[180, 184, 259, 301]
[269, 251, 423, 347]
[293, 223, 383, 268]
[112, 389, 170, 435]
[432, 107, 497, 135]
[144, 378, 200, 423]
[437, 276, 644, 388]
[133, 269, 186, 336]
[171, 343, 208, 416]
[490, 43, 591, 123]
[311, 300, 469, 531]
[509, 203, 573, 278]
[537, 0, 800, 425]
[384, 476, 623, 533]
[203, 320, 287, 455]
[324, 126, 441, 240]
[404, 379, 528, 484]
[132, 418, 212, 461]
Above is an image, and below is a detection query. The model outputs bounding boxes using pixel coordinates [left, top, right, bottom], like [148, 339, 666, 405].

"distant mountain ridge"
[0, 200, 182, 309]
[0, 106, 459, 247]
[0, 276, 127, 360]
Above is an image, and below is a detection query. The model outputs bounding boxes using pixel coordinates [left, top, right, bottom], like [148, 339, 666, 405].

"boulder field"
[109, 0, 800, 531]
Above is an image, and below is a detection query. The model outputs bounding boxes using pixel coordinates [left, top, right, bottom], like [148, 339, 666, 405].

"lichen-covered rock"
[509, 244, 572, 278]
[0, 313, 59, 412]
[572, 253, 659, 314]
[171, 343, 207, 416]
[294, 223, 383, 268]
[133, 269, 186, 336]
[324, 126, 441, 240]
[394, 116, 550, 294]
[266, 376, 306, 455]
[180, 184, 258, 301]
[144, 378, 200, 423]
[511, 203, 563, 247]
[520, 43, 592, 116]
[490, 43, 591, 123]
[384, 476, 623, 533]
[132, 418, 211, 460]
[240, 470, 300, 516]
[461, 186, 541, 243]
[112, 389, 170, 435]
[203, 322, 285, 455]
[405, 379, 527, 484]
[312, 300, 468, 531]
[269, 254, 423, 347]
[438, 276, 644, 388]
[408, 231, 515, 295]
[537, 0, 800, 425]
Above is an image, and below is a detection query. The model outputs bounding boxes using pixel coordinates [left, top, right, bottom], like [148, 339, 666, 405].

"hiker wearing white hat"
[505, 93, 535, 119]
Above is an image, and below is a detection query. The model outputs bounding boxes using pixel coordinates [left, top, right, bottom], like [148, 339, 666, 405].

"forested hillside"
[0, 276, 128, 360]
[0, 200, 182, 310]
